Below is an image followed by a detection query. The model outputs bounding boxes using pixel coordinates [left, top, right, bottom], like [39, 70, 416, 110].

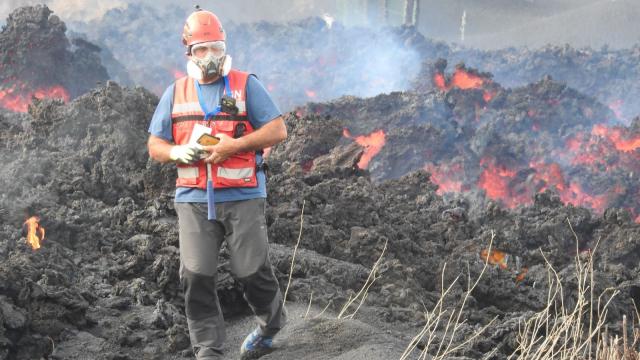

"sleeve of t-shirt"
[147, 84, 175, 141]
[246, 75, 282, 129]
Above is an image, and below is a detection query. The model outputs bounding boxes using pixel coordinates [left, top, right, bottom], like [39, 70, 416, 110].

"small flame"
[515, 267, 528, 283]
[23, 216, 45, 250]
[480, 248, 508, 269]
[343, 128, 386, 169]
[305, 89, 317, 98]
[481, 248, 529, 283]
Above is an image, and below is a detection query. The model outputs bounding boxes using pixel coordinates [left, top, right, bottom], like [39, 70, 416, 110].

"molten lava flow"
[0, 82, 70, 112]
[592, 124, 640, 152]
[433, 68, 493, 102]
[451, 69, 485, 90]
[433, 73, 447, 90]
[343, 128, 386, 169]
[480, 248, 508, 269]
[424, 162, 464, 194]
[433, 68, 487, 91]
[559, 183, 612, 214]
[566, 125, 640, 176]
[23, 216, 45, 250]
[530, 161, 566, 192]
[477, 158, 524, 208]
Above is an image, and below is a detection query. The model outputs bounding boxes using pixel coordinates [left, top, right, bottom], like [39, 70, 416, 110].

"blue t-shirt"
[148, 75, 281, 203]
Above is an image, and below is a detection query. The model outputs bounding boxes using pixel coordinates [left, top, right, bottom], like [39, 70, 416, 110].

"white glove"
[169, 144, 203, 164]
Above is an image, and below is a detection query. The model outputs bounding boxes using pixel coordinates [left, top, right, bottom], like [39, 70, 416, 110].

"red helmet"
[182, 6, 225, 47]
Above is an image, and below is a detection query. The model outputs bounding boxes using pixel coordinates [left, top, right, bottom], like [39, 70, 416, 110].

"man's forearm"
[148, 135, 175, 163]
[232, 117, 287, 153]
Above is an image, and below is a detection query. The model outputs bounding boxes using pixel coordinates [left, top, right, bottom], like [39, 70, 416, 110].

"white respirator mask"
[186, 41, 232, 80]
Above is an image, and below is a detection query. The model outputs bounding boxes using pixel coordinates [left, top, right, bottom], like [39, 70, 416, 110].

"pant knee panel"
[237, 264, 280, 309]
[182, 269, 221, 320]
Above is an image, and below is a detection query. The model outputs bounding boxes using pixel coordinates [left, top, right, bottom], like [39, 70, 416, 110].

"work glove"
[169, 144, 204, 164]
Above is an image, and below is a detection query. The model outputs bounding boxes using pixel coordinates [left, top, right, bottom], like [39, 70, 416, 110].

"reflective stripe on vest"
[171, 70, 258, 190]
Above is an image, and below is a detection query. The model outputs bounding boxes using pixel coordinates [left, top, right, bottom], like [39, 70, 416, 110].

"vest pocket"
[213, 151, 258, 188]
[176, 165, 199, 186]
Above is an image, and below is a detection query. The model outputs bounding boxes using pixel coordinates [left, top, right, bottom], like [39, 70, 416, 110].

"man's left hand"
[203, 133, 238, 164]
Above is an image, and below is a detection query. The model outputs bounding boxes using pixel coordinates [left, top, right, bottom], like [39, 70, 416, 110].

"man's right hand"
[169, 144, 204, 164]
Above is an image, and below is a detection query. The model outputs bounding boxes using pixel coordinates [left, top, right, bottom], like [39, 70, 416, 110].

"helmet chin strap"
[186, 54, 232, 80]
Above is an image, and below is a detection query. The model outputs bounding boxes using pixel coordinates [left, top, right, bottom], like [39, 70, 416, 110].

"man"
[147, 6, 287, 360]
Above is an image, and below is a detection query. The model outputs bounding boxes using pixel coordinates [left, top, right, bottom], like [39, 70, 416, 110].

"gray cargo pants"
[175, 198, 286, 354]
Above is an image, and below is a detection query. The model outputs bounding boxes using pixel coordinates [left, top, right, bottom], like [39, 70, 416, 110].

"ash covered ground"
[1, 4, 640, 360]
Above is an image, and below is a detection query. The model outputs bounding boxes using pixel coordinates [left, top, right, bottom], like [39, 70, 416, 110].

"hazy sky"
[2, 0, 639, 49]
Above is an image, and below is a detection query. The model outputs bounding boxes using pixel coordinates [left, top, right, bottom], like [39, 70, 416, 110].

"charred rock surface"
[304, 61, 640, 222]
[1, 69, 639, 358]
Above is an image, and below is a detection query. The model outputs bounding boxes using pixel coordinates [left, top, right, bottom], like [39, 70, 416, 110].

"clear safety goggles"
[191, 41, 226, 58]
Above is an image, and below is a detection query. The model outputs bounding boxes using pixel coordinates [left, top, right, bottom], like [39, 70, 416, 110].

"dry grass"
[283, 200, 305, 310]
[337, 238, 388, 319]
[509, 219, 639, 360]
[401, 222, 640, 360]
[400, 231, 498, 360]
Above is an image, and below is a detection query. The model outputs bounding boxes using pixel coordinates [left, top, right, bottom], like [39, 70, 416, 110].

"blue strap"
[223, 75, 232, 97]
[194, 76, 232, 120]
[207, 179, 216, 220]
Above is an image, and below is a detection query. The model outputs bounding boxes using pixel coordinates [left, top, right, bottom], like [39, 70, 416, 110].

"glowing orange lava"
[343, 128, 386, 169]
[424, 162, 464, 194]
[23, 216, 45, 250]
[477, 157, 526, 208]
[592, 124, 640, 152]
[451, 69, 485, 90]
[530, 161, 566, 192]
[433, 68, 493, 102]
[0, 83, 70, 112]
[559, 183, 612, 214]
[433, 73, 447, 90]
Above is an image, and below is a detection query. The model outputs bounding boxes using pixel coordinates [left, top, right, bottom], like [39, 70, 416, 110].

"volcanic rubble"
[0, 55, 639, 359]
[0, 5, 109, 113]
[1, 4, 640, 360]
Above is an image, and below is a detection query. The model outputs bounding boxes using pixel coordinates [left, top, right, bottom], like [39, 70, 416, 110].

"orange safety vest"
[171, 70, 258, 189]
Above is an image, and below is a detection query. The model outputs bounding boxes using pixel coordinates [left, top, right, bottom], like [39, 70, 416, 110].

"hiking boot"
[240, 327, 274, 358]
[195, 346, 223, 360]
